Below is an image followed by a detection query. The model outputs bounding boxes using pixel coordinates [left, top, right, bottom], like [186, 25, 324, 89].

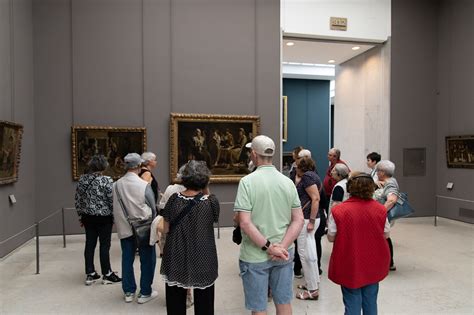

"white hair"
[376, 160, 395, 177]
[141, 152, 156, 165]
[298, 149, 312, 158]
[333, 163, 350, 179]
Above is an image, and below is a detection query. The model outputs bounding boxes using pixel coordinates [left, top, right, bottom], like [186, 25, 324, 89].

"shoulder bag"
[387, 192, 415, 222]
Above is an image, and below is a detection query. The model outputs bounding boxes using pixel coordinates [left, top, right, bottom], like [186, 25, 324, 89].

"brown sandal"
[297, 284, 308, 290]
[296, 289, 319, 300]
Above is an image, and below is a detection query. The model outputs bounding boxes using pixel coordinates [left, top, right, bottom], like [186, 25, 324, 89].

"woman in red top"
[327, 173, 390, 315]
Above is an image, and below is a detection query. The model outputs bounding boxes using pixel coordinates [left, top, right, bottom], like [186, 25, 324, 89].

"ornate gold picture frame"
[445, 135, 474, 169]
[71, 125, 147, 180]
[0, 120, 23, 185]
[282, 96, 288, 142]
[170, 113, 260, 183]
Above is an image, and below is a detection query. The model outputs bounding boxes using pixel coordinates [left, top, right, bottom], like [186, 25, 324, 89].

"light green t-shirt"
[234, 165, 301, 263]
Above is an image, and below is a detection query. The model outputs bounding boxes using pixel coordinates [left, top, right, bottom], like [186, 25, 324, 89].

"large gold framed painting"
[71, 126, 147, 180]
[0, 120, 23, 185]
[170, 113, 260, 183]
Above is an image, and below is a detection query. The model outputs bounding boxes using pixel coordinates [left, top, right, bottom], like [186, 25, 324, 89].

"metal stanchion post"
[62, 208, 66, 248]
[35, 223, 40, 274]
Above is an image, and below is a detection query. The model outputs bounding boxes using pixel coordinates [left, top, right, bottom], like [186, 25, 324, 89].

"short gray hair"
[176, 164, 186, 180]
[376, 160, 395, 177]
[181, 160, 211, 190]
[333, 163, 350, 179]
[87, 155, 108, 173]
[141, 152, 156, 166]
[298, 149, 311, 158]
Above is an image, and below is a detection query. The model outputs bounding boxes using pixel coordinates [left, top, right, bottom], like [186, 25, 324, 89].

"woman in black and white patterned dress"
[160, 160, 220, 315]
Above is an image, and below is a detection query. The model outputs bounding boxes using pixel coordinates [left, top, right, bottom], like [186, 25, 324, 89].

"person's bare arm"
[305, 184, 320, 232]
[278, 207, 304, 249]
[327, 233, 336, 242]
[141, 171, 152, 184]
[384, 193, 398, 211]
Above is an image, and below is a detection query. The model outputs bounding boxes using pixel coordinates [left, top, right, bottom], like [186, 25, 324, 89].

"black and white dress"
[160, 192, 220, 289]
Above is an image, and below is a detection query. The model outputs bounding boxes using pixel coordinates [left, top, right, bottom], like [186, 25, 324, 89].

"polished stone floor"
[0, 217, 472, 314]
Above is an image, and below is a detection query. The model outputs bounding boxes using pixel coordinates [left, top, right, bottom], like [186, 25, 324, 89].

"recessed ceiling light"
[286, 42, 295, 46]
[328, 59, 335, 63]
[352, 46, 360, 50]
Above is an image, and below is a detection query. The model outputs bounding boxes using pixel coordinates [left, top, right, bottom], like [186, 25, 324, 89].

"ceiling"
[282, 38, 375, 65]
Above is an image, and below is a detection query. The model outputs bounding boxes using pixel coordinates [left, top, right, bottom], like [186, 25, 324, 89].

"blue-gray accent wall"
[283, 78, 331, 179]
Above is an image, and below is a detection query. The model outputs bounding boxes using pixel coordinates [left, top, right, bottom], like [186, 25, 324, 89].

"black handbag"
[129, 218, 153, 248]
[232, 226, 242, 245]
[115, 185, 153, 248]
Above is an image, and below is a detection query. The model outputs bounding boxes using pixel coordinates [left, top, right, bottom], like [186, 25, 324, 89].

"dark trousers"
[293, 240, 302, 274]
[387, 237, 394, 267]
[83, 215, 113, 275]
[166, 284, 214, 315]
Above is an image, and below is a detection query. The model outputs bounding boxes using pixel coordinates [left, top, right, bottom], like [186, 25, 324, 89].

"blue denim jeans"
[120, 236, 156, 296]
[341, 283, 379, 315]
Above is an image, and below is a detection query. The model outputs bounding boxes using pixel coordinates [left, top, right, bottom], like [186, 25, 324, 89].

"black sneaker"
[102, 272, 122, 284]
[85, 272, 101, 286]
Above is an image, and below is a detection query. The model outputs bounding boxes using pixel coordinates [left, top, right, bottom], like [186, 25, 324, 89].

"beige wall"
[334, 42, 391, 172]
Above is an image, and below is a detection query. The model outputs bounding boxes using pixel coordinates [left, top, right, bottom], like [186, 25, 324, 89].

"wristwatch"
[261, 240, 271, 251]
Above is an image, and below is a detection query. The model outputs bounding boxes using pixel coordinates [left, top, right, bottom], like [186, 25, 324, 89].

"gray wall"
[0, 0, 35, 258]
[32, 0, 281, 237]
[435, 0, 474, 222]
[391, 0, 439, 217]
[391, 0, 474, 220]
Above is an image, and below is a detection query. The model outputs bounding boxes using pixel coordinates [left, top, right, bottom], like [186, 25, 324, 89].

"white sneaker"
[124, 292, 135, 303]
[137, 290, 158, 304]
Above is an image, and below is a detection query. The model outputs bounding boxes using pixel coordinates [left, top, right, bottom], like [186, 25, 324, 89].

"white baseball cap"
[245, 135, 275, 157]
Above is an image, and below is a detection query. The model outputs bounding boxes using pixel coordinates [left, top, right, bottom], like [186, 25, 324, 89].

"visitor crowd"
[75, 136, 402, 315]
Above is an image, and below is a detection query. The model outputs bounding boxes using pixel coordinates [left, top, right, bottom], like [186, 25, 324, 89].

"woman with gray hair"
[328, 163, 351, 215]
[140, 152, 160, 203]
[161, 160, 220, 315]
[75, 155, 121, 286]
[374, 160, 399, 271]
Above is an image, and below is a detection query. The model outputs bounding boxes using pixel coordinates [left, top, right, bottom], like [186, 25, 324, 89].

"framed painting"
[282, 96, 288, 142]
[71, 125, 147, 180]
[170, 113, 260, 183]
[445, 135, 474, 169]
[0, 120, 23, 185]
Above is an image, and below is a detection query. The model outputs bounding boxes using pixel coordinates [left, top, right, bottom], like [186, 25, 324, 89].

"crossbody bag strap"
[114, 184, 131, 222]
[169, 193, 203, 232]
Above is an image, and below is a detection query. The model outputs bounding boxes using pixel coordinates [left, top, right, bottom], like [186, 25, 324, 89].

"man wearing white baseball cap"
[235, 135, 304, 314]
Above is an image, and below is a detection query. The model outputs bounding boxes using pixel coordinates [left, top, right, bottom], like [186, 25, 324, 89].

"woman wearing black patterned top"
[161, 160, 220, 315]
[75, 155, 121, 286]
